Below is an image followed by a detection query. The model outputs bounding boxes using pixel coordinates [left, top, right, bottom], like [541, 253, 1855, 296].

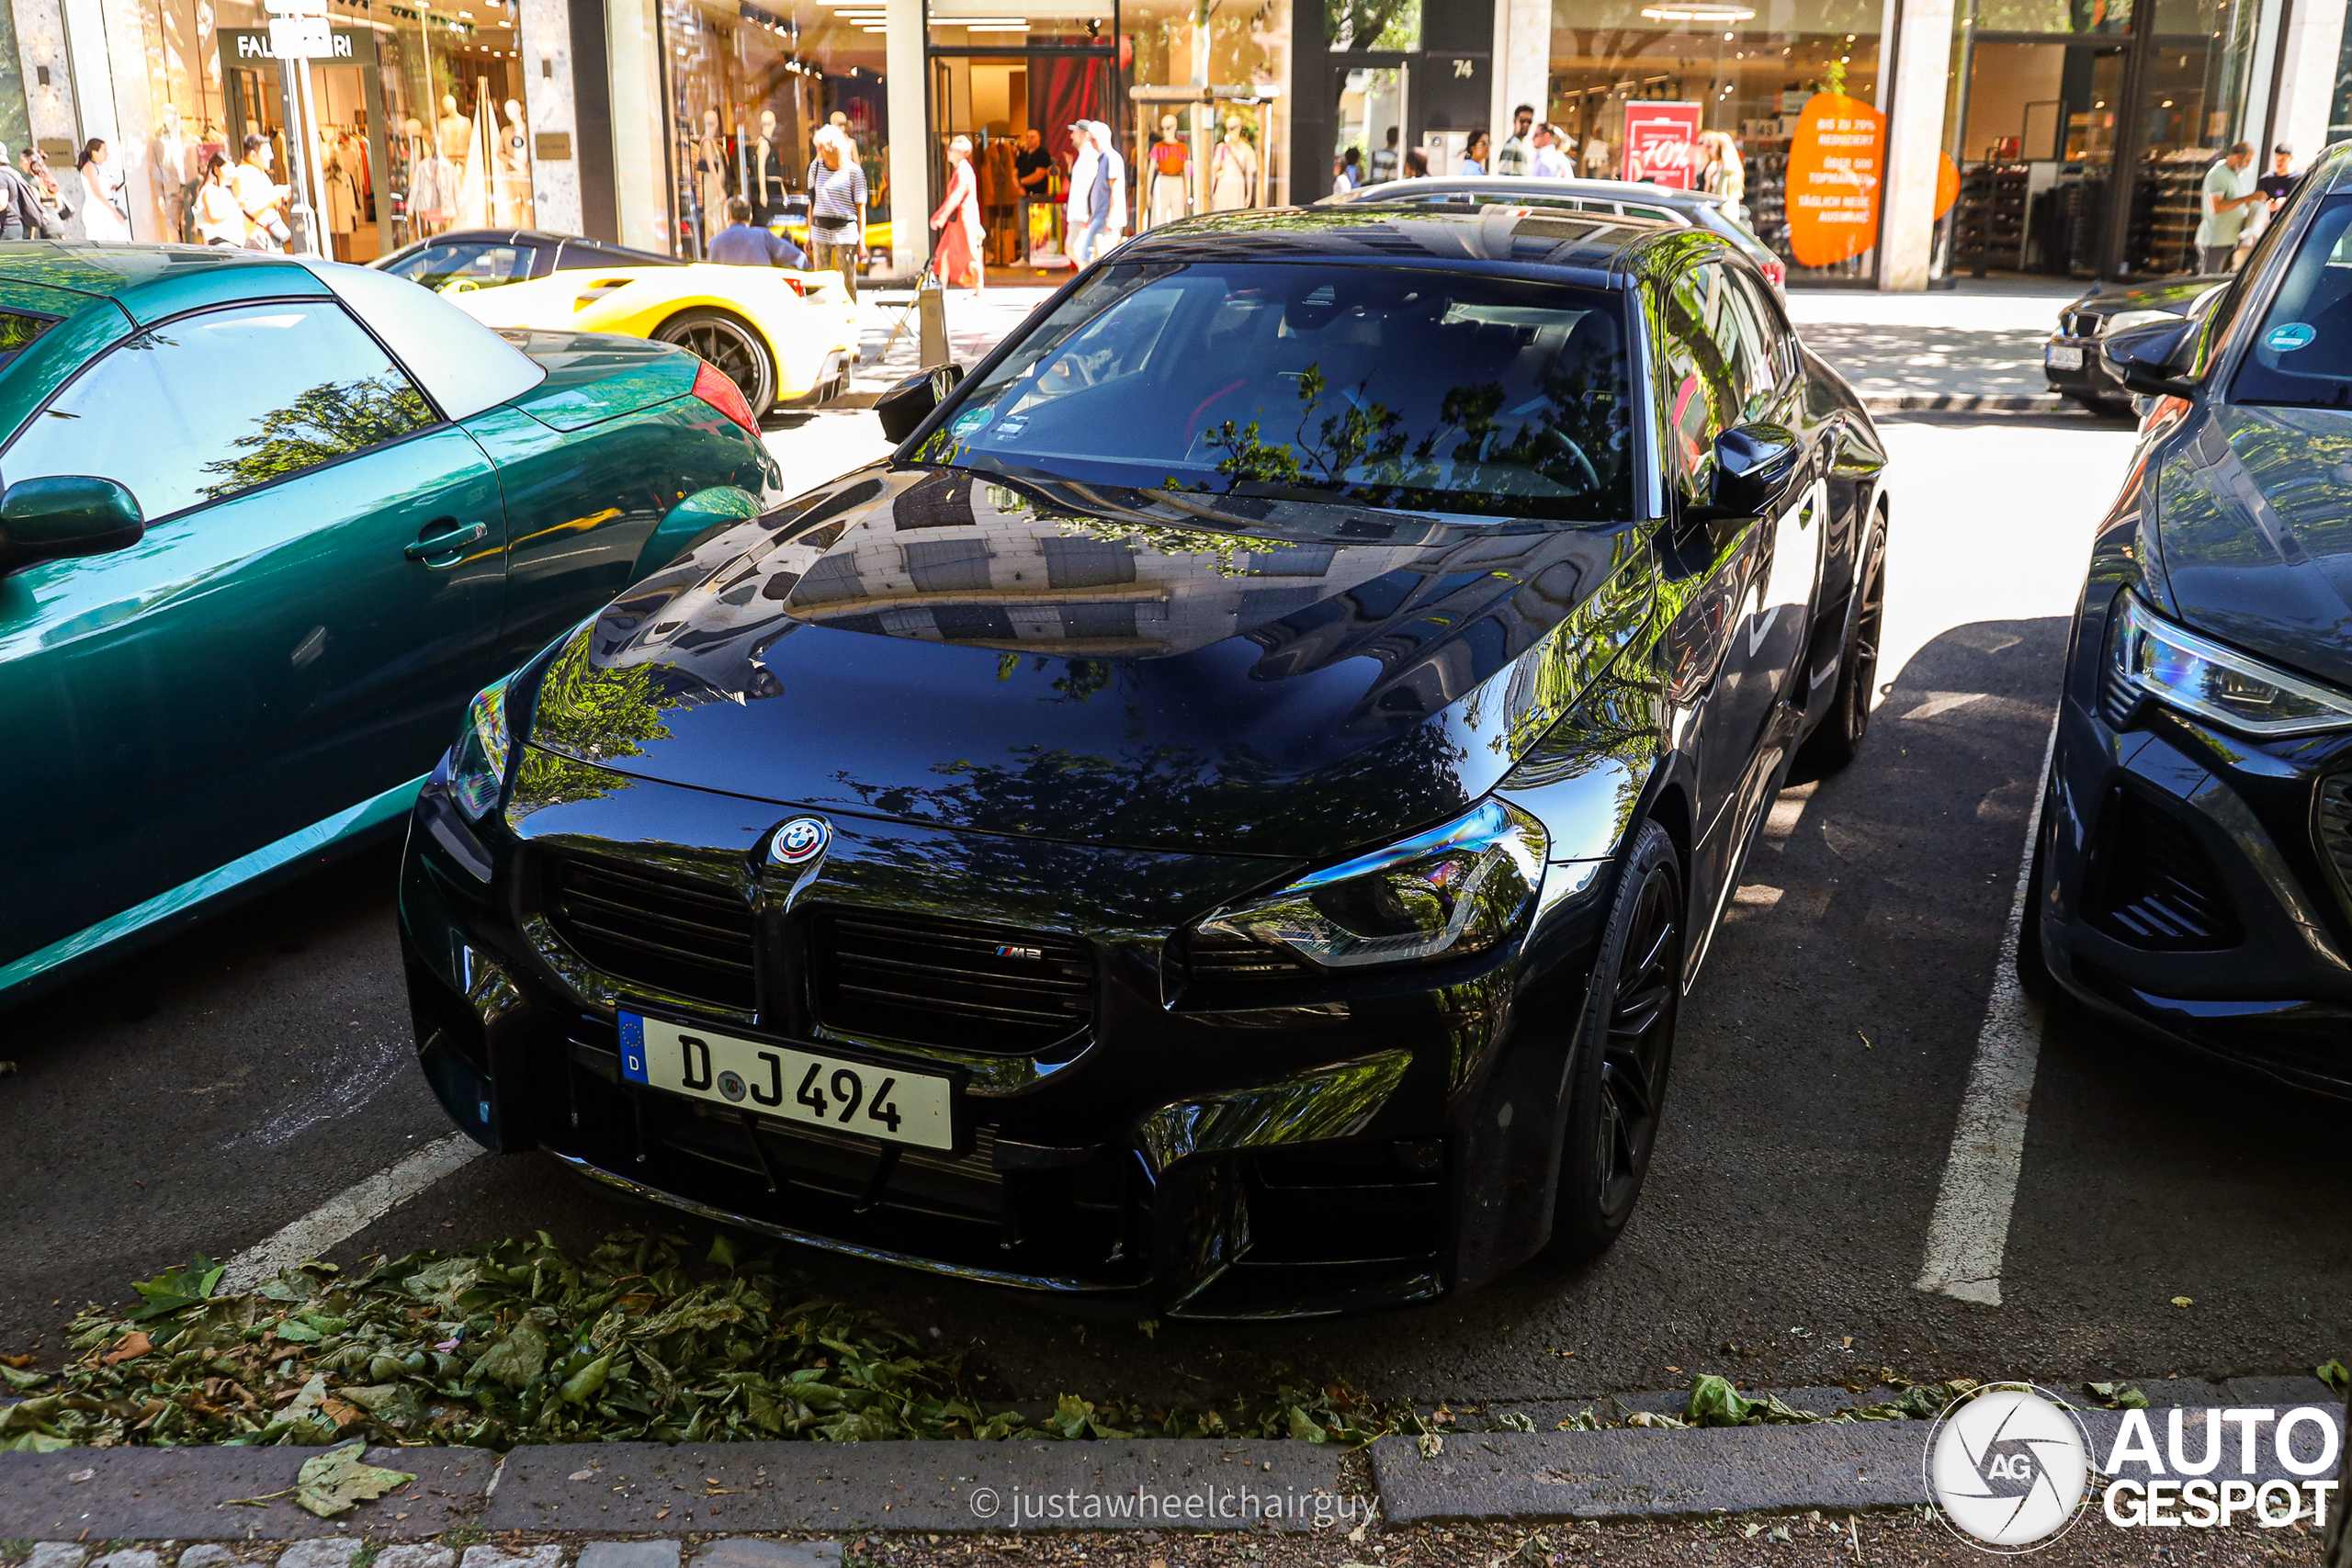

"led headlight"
[448, 679, 514, 820]
[1193, 800, 1547, 971]
[2109, 592, 2352, 738]
[2098, 308, 2178, 336]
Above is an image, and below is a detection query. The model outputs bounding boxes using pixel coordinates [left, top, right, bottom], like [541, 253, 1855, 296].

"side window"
[383, 241, 530, 291]
[1658, 265, 1741, 496]
[1725, 269, 1792, 400]
[0, 310, 55, 371]
[3, 301, 437, 523]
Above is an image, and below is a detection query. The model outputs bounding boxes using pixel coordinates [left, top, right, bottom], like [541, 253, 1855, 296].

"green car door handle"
[404, 520, 491, 565]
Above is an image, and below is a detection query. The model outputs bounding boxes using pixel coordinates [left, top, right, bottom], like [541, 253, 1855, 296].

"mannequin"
[411, 113, 458, 235]
[436, 94, 472, 161]
[752, 108, 785, 221]
[153, 104, 193, 242]
[694, 108, 728, 245]
[497, 98, 530, 224]
[1206, 115, 1257, 211]
[1146, 112, 1190, 228]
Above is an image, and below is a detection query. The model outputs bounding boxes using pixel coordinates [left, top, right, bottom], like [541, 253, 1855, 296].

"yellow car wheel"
[653, 308, 778, 420]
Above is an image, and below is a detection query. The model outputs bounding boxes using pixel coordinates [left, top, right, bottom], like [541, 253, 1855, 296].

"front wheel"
[1794, 521, 1887, 777]
[655, 309, 778, 419]
[1549, 819, 1685, 1261]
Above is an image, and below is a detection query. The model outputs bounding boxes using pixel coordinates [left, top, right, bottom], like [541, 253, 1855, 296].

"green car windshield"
[916, 261, 1635, 521]
[2234, 195, 2352, 408]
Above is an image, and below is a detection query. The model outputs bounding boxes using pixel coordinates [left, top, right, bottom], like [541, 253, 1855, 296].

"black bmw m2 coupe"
[399, 205, 1892, 1317]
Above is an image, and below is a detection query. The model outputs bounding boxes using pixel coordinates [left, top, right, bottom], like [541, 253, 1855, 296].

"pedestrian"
[1371, 125, 1400, 184]
[707, 195, 808, 268]
[1531, 123, 1572, 178]
[1460, 129, 1490, 176]
[1495, 104, 1534, 176]
[192, 150, 245, 246]
[1333, 145, 1363, 192]
[2256, 142, 2298, 215]
[232, 133, 291, 252]
[75, 138, 129, 242]
[930, 133, 985, 291]
[805, 125, 867, 301]
[1404, 145, 1429, 179]
[0, 142, 62, 240]
[1698, 130, 1747, 221]
[20, 147, 67, 230]
[1068, 120, 1123, 265]
[2196, 140, 2260, 274]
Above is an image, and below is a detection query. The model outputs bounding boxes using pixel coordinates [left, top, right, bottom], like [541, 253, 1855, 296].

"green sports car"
[0, 243, 780, 1003]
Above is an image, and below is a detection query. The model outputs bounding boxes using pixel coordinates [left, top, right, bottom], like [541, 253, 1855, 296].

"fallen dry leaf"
[99, 1331, 153, 1367]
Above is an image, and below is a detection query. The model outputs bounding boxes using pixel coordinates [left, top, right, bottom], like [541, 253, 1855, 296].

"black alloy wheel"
[656, 309, 778, 419]
[1794, 521, 1887, 776]
[1551, 819, 1684, 1259]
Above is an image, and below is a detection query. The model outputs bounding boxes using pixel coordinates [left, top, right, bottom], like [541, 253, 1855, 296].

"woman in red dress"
[931, 135, 986, 292]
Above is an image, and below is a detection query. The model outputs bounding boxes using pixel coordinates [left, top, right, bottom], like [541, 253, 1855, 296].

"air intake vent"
[2091, 790, 2239, 950]
[543, 855, 756, 1011]
[2098, 665, 2140, 730]
[2321, 775, 2352, 906]
[812, 907, 1091, 1055]
[1184, 928, 1316, 986]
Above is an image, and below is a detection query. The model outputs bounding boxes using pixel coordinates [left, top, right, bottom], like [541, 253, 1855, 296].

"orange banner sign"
[1784, 92, 1885, 268]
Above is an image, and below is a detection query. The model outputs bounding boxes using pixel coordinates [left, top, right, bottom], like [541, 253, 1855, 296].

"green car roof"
[0, 241, 328, 324]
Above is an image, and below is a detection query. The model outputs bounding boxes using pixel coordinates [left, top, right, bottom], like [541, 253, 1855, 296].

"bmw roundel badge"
[769, 816, 831, 865]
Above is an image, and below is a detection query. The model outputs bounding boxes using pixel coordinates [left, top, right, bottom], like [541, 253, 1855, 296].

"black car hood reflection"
[2152, 403, 2352, 693]
[520, 467, 1648, 861]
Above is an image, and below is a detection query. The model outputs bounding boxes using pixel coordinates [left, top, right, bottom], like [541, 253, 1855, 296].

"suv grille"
[543, 855, 756, 1011]
[2322, 775, 2352, 905]
[2090, 790, 2238, 950]
[812, 907, 1091, 1054]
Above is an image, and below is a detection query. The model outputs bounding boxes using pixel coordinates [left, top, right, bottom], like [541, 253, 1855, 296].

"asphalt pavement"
[3, 325, 2342, 1418]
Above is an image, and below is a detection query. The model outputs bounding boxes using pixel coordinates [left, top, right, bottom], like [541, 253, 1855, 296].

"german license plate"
[2046, 344, 2085, 369]
[617, 1012, 958, 1151]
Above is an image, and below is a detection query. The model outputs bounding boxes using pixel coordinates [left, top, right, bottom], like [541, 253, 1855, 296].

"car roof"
[1328, 175, 1732, 215]
[0, 241, 328, 323]
[1115, 205, 1714, 286]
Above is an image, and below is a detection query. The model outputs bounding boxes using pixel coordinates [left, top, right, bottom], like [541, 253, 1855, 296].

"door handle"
[404, 520, 490, 563]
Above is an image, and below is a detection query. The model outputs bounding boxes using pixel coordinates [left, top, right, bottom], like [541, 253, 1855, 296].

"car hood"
[2071, 275, 2230, 318]
[2152, 402, 2352, 692]
[516, 466, 1651, 862]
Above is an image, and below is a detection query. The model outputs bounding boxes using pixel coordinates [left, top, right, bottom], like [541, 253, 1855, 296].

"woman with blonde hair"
[1698, 130, 1747, 220]
[930, 133, 985, 291]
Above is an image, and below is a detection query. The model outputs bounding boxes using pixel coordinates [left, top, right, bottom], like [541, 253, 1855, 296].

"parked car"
[2027, 141, 2352, 1094]
[2042, 272, 2230, 414]
[1321, 175, 1788, 291]
[376, 228, 859, 419]
[399, 205, 1891, 1317]
[0, 245, 779, 1005]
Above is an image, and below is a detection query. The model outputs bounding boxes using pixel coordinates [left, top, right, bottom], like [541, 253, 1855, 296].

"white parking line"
[220, 1133, 485, 1292]
[1913, 717, 2060, 1307]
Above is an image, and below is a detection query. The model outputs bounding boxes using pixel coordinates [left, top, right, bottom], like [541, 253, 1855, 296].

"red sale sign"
[1623, 101, 1702, 188]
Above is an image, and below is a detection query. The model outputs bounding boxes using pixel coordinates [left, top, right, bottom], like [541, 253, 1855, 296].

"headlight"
[2109, 592, 2352, 737]
[2098, 308, 2177, 336]
[1193, 801, 1547, 971]
[448, 679, 514, 820]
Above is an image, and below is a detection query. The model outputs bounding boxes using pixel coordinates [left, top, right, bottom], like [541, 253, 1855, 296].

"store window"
[1545, 0, 1883, 283]
[91, 0, 530, 259]
[1122, 0, 1289, 226]
[650, 0, 890, 261]
[1942, 0, 2262, 278]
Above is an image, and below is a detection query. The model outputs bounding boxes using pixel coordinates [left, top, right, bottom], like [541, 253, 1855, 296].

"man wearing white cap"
[1066, 122, 1125, 267]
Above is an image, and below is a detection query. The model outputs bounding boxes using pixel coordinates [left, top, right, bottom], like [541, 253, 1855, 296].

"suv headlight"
[2098, 307, 2177, 336]
[2110, 592, 2352, 737]
[448, 679, 514, 820]
[1193, 801, 1547, 971]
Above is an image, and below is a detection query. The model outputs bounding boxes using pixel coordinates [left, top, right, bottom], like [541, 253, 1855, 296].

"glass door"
[1331, 62, 1405, 189]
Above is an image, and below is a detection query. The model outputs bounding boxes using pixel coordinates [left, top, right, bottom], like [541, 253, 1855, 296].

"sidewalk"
[1783, 278, 2086, 412]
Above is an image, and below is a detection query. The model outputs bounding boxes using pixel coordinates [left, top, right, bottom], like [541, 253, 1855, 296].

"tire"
[1794, 521, 1887, 777]
[1549, 819, 1685, 1261]
[655, 309, 778, 419]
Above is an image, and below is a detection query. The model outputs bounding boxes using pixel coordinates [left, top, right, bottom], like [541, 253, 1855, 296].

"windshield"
[2233, 196, 2352, 408]
[914, 262, 1636, 521]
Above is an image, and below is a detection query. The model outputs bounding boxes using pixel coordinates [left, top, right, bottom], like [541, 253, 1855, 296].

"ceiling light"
[1639, 4, 1754, 17]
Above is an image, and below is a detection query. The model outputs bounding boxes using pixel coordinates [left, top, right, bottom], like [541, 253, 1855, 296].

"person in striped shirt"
[806, 126, 868, 301]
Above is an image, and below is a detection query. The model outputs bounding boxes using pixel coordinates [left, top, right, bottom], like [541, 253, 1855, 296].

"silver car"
[1320, 175, 1785, 292]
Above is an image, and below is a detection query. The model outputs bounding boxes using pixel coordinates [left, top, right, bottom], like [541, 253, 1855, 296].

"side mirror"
[876, 363, 965, 444]
[1708, 422, 1803, 519]
[2104, 318, 2199, 400]
[0, 475, 142, 575]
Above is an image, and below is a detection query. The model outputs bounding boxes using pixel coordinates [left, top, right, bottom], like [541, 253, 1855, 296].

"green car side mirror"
[0, 475, 144, 574]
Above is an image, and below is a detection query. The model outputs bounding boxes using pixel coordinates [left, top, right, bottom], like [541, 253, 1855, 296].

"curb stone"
[1860, 392, 2070, 412]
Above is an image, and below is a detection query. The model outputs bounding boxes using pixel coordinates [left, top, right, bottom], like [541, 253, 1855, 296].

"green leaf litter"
[0, 1230, 1417, 1451]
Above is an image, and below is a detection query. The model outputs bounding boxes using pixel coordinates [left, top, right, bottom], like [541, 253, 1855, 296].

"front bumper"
[2043, 333, 2126, 401]
[397, 755, 1615, 1317]
[2037, 596, 2352, 1093]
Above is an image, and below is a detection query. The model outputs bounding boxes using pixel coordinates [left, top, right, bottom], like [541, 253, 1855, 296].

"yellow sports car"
[373, 229, 860, 418]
